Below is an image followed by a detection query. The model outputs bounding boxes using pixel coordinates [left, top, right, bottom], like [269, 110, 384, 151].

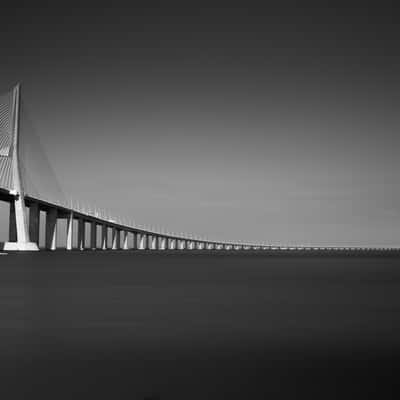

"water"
[1, 251, 400, 399]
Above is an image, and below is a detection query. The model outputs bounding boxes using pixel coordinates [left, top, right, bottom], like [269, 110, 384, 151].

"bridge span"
[0, 85, 398, 252]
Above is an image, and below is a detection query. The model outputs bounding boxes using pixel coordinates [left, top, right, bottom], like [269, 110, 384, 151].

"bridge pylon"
[3, 84, 38, 250]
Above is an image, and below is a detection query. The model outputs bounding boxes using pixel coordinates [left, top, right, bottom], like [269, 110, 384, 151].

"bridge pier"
[66, 211, 73, 250]
[111, 228, 120, 250]
[45, 208, 57, 250]
[101, 224, 108, 250]
[144, 234, 150, 250]
[8, 202, 17, 242]
[29, 202, 40, 245]
[141, 234, 146, 249]
[117, 230, 121, 249]
[150, 235, 157, 250]
[90, 221, 97, 250]
[136, 233, 143, 250]
[111, 227, 117, 250]
[122, 231, 129, 250]
[77, 218, 85, 250]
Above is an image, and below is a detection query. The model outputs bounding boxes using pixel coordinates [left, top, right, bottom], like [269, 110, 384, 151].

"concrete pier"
[101, 224, 107, 250]
[9, 202, 17, 242]
[138, 233, 145, 250]
[160, 237, 167, 250]
[29, 202, 40, 245]
[116, 230, 121, 249]
[122, 231, 129, 250]
[77, 218, 85, 250]
[45, 208, 57, 250]
[111, 227, 117, 250]
[90, 221, 97, 250]
[66, 211, 73, 250]
[111, 228, 120, 250]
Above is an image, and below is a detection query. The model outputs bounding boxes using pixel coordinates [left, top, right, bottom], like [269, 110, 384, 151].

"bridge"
[0, 84, 397, 252]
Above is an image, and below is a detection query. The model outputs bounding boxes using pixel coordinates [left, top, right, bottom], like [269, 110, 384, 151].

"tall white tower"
[4, 85, 38, 250]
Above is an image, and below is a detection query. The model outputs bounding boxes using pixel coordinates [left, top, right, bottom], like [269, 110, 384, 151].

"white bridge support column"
[101, 224, 108, 250]
[137, 233, 145, 250]
[77, 218, 85, 251]
[29, 202, 40, 246]
[4, 86, 38, 251]
[131, 232, 136, 249]
[90, 221, 97, 250]
[45, 208, 57, 250]
[66, 211, 74, 250]
[111, 228, 120, 250]
[123, 231, 129, 250]
[160, 237, 167, 250]
[116, 230, 121, 249]
[9, 202, 17, 242]
[111, 227, 116, 249]
[144, 235, 150, 250]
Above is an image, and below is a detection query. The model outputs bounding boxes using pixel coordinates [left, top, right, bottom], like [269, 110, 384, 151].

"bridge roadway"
[1, 188, 398, 252]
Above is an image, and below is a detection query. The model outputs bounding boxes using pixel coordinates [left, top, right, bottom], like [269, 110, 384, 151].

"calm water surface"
[1, 251, 400, 399]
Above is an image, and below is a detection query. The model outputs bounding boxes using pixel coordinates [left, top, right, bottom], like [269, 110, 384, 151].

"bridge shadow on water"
[1, 251, 400, 399]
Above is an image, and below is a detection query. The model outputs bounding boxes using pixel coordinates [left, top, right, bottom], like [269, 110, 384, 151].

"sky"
[0, 2, 399, 246]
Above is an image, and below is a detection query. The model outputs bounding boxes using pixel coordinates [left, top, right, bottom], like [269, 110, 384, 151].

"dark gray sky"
[1, 2, 399, 245]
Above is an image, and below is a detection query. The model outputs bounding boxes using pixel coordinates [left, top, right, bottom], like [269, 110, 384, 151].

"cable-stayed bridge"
[0, 84, 397, 252]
